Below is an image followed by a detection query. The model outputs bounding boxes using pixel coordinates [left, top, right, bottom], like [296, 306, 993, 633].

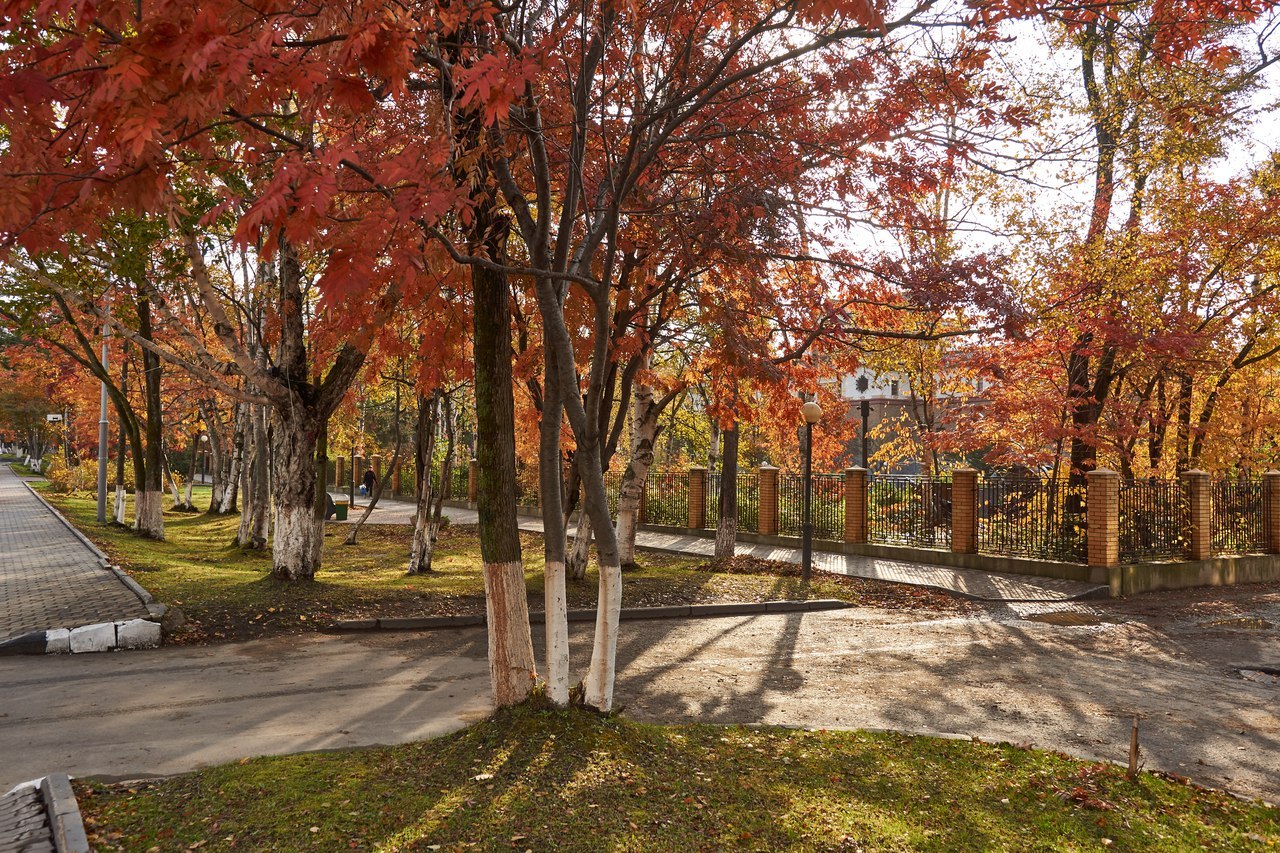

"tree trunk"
[472, 232, 536, 707]
[237, 398, 270, 548]
[567, 512, 593, 581]
[715, 423, 739, 559]
[218, 402, 246, 514]
[539, 331, 570, 706]
[408, 391, 441, 574]
[270, 407, 324, 580]
[617, 376, 660, 567]
[134, 297, 165, 540]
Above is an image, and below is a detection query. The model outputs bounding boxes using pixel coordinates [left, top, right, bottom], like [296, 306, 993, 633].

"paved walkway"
[341, 496, 1106, 602]
[0, 465, 149, 643]
[2, 604, 1276, 802]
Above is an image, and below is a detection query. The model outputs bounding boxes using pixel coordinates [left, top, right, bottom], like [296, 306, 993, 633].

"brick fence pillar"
[688, 467, 707, 529]
[467, 459, 479, 503]
[1086, 468, 1120, 568]
[1182, 469, 1212, 561]
[758, 465, 779, 536]
[844, 467, 867, 544]
[391, 461, 402, 496]
[951, 468, 978, 554]
[336, 457, 345, 491]
[371, 454, 383, 486]
[1264, 471, 1280, 555]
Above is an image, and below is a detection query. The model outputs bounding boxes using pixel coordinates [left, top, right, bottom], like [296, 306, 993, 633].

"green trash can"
[331, 494, 349, 521]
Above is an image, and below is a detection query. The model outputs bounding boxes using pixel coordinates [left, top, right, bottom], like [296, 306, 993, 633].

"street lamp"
[859, 400, 870, 469]
[800, 399, 823, 584]
[199, 434, 209, 485]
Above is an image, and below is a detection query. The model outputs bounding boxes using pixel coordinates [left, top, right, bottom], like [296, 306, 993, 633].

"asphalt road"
[2, 595, 1277, 803]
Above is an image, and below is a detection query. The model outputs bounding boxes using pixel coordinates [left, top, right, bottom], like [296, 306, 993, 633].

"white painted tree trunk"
[543, 558, 569, 704]
[133, 489, 164, 539]
[113, 486, 127, 525]
[483, 559, 537, 705]
[269, 412, 323, 580]
[183, 479, 194, 508]
[274, 502, 323, 580]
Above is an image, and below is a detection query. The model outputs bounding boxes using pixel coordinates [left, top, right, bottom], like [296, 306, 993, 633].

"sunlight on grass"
[76, 704, 1280, 851]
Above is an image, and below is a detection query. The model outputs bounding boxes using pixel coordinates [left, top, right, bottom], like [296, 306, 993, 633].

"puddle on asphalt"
[1023, 612, 1105, 627]
[1198, 617, 1274, 630]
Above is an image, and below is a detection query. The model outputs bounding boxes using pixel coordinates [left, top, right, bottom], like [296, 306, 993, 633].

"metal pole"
[860, 400, 870, 470]
[802, 421, 813, 584]
[96, 317, 110, 522]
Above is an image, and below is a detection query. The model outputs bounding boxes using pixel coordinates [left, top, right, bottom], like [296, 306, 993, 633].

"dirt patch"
[1197, 617, 1274, 630]
[698, 555, 980, 614]
[1023, 611, 1105, 627]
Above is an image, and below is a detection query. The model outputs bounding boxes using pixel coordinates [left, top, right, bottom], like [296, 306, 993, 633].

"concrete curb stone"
[40, 774, 90, 853]
[335, 599, 850, 633]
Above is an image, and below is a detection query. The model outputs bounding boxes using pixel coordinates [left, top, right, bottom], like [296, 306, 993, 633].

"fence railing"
[1212, 479, 1265, 556]
[867, 475, 952, 549]
[1118, 479, 1185, 563]
[646, 471, 688, 527]
[978, 476, 1087, 563]
[440, 461, 1279, 568]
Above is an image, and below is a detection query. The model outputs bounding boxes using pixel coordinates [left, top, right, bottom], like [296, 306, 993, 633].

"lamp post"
[800, 399, 823, 584]
[859, 400, 870, 470]
[199, 434, 209, 485]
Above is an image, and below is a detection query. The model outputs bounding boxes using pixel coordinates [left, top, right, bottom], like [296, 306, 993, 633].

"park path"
[344, 496, 1106, 603]
[1, 603, 1276, 802]
[0, 464, 149, 644]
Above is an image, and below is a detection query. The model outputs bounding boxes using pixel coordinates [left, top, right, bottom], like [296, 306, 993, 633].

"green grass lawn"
[76, 703, 1279, 851]
[39, 488, 971, 643]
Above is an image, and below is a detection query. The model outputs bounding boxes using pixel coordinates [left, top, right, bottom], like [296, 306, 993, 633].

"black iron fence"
[496, 466, 1273, 567]
[1212, 479, 1265, 556]
[645, 471, 688, 527]
[977, 476, 1087, 563]
[867, 475, 952, 548]
[779, 473, 843, 540]
[1118, 479, 1185, 562]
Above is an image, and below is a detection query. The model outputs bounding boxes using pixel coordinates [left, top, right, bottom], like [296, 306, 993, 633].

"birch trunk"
[567, 512, 593, 580]
[408, 392, 440, 574]
[616, 377, 660, 568]
[218, 402, 246, 514]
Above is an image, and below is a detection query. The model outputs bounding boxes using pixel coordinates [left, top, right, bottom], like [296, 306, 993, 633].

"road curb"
[1, 774, 90, 853]
[334, 599, 851, 632]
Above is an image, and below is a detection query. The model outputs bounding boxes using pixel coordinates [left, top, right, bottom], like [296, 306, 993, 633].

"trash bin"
[331, 494, 349, 521]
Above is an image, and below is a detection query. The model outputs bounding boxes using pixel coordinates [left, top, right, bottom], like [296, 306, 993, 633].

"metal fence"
[645, 471, 688, 527]
[1212, 479, 1265, 556]
[867, 475, 951, 548]
[1118, 479, 1184, 562]
[778, 473, 843, 539]
[977, 476, 1087, 563]
[736, 473, 760, 533]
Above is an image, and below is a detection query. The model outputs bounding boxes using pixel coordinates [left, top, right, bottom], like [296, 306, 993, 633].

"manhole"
[1024, 612, 1103, 627]
[1198, 617, 1273, 630]
[1239, 667, 1280, 685]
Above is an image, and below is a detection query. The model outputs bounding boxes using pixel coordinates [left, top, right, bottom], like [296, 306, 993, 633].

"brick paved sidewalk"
[340, 496, 1107, 602]
[0, 465, 149, 643]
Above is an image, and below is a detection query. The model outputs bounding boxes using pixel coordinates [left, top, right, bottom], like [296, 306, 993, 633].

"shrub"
[44, 457, 94, 493]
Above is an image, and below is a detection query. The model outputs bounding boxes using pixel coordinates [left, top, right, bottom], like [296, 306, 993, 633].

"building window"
[890, 380, 899, 397]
